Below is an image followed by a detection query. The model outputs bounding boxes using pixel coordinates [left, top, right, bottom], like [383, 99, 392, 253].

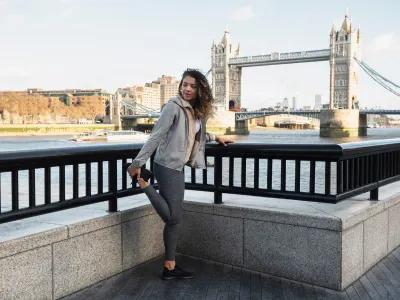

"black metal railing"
[1, 139, 400, 223]
[0, 144, 145, 223]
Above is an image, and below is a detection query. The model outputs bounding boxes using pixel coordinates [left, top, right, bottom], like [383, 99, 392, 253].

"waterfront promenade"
[64, 248, 400, 300]
[2, 182, 400, 299]
[63, 185, 400, 300]
[2, 136, 400, 299]
[0, 124, 115, 136]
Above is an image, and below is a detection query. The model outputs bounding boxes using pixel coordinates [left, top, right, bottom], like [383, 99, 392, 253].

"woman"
[127, 68, 234, 280]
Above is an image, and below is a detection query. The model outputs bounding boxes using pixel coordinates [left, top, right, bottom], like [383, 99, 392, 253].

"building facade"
[153, 75, 179, 106]
[27, 88, 112, 117]
[143, 82, 161, 111]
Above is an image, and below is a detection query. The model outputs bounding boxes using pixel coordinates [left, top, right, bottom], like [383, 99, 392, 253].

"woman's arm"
[206, 131, 234, 146]
[215, 135, 235, 146]
[130, 102, 176, 168]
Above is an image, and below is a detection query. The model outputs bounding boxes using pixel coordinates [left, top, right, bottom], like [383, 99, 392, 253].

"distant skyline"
[0, 0, 399, 109]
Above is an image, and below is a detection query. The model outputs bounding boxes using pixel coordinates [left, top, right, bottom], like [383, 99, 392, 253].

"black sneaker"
[162, 265, 194, 280]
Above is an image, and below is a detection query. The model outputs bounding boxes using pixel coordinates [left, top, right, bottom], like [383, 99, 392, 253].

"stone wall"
[3, 192, 400, 298]
[177, 196, 400, 290]
[0, 204, 164, 299]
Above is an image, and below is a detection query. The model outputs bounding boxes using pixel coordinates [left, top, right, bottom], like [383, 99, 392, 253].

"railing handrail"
[3, 138, 400, 163]
[0, 144, 143, 170]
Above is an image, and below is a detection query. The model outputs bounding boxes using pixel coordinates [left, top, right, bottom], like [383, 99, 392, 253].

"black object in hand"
[125, 163, 153, 184]
[135, 166, 153, 182]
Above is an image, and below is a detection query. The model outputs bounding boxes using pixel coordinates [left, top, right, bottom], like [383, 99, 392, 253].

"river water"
[1, 128, 400, 152]
[1, 128, 400, 211]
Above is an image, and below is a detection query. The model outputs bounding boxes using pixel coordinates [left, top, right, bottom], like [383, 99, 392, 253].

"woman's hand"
[127, 165, 150, 189]
[127, 165, 141, 179]
[216, 136, 235, 146]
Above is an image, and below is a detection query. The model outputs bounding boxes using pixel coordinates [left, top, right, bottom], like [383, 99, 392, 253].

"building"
[120, 83, 161, 112]
[211, 30, 241, 111]
[314, 94, 322, 109]
[27, 88, 112, 118]
[153, 75, 179, 106]
[329, 15, 360, 109]
[292, 97, 297, 110]
[143, 82, 161, 111]
[282, 97, 289, 109]
[27, 88, 112, 108]
[118, 75, 178, 113]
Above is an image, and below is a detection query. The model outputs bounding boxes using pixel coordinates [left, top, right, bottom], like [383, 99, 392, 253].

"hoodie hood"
[170, 95, 193, 109]
[170, 95, 196, 116]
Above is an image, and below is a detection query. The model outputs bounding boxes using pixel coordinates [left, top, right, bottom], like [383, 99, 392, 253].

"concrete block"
[53, 225, 122, 299]
[213, 204, 341, 231]
[67, 213, 121, 238]
[183, 201, 214, 214]
[383, 190, 400, 210]
[363, 211, 388, 272]
[120, 204, 155, 223]
[0, 246, 52, 300]
[340, 201, 386, 230]
[33, 207, 121, 238]
[0, 219, 67, 259]
[388, 203, 400, 253]
[122, 213, 164, 270]
[243, 219, 341, 289]
[342, 222, 363, 289]
[177, 211, 243, 266]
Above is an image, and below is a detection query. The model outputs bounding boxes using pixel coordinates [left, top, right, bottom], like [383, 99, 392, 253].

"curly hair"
[178, 68, 214, 120]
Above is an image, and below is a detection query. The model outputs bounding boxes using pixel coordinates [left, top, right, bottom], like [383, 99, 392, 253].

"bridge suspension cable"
[354, 57, 400, 97]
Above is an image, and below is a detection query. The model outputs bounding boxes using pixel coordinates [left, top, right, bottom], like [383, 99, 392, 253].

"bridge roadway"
[235, 109, 400, 121]
[228, 49, 331, 67]
[121, 109, 400, 122]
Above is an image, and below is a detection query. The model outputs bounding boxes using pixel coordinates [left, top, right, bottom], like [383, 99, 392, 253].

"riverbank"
[0, 124, 116, 136]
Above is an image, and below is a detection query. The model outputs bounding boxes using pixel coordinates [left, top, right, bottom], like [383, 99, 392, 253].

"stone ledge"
[0, 220, 68, 259]
[183, 200, 342, 231]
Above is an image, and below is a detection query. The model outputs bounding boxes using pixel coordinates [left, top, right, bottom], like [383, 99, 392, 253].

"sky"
[0, 0, 399, 109]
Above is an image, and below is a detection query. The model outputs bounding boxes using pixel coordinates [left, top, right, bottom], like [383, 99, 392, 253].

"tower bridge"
[113, 14, 398, 137]
[211, 14, 361, 113]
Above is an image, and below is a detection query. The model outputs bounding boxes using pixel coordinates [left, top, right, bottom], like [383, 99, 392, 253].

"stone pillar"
[359, 113, 367, 136]
[113, 93, 122, 130]
[233, 119, 249, 135]
[320, 109, 360, 138]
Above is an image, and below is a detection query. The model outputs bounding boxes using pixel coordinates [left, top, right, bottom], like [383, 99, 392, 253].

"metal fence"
[1, 139, 400, 223]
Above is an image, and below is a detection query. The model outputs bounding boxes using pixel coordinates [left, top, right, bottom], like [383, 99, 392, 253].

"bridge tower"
[329, 15, 361, 109]
[211, 30, 241, 111]
[112, 92, 122, 130]
[321, 14, 365, 137]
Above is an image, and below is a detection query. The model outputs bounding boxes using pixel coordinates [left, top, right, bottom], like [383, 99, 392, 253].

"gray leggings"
[142, 162, 185, 261]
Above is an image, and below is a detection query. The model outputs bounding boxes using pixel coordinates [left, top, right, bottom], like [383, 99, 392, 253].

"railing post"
[214, 155, 223, 204]
[370, 188, 379, 200]
[370, 154, 379, 200]
[108, 159, 118, 212]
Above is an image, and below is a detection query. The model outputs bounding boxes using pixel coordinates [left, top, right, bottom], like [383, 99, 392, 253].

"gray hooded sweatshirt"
[130, 96, 216, 171]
